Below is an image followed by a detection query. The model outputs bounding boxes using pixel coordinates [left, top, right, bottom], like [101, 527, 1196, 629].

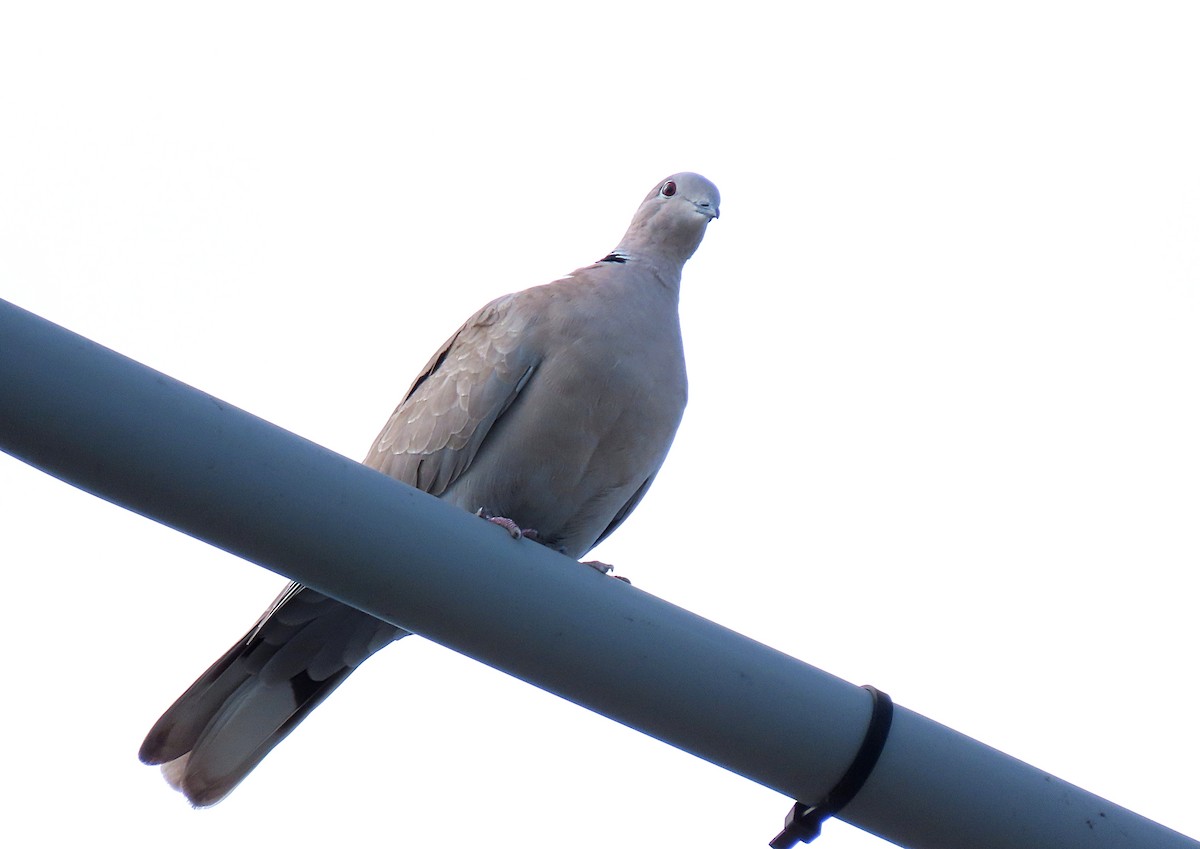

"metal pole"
[0, 297, 1194, 849]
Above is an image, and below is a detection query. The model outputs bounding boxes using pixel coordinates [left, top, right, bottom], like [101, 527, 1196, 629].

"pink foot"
[582, 560, 632, 584]
[476, 509, 538, 540]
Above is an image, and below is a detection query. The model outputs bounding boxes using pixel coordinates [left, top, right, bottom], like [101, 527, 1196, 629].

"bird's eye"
[660, 181, 677, 197]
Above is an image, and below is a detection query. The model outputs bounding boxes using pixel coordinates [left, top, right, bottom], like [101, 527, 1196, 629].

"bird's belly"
[442, 361, 684, 558]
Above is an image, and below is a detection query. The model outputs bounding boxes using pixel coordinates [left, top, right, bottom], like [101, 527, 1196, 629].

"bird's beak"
[693, 201, 719, 220]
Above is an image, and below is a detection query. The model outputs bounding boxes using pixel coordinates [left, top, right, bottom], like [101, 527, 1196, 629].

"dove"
[139, 171, 720, 806]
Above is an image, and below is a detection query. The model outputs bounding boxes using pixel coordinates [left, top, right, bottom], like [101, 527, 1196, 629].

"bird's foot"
[582, 560, 632, 584]
[476, 509, 539, 540]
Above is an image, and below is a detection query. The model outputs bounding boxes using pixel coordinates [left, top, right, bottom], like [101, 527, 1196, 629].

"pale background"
[1, 3, 1197, 847]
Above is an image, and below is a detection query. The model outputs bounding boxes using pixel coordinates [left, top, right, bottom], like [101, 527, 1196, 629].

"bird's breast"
[442, 286, 687, 557]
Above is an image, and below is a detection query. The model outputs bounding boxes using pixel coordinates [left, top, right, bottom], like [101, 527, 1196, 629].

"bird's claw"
[475, 514, 630, 582]
[476, 509, 538, 540]
[582, 560, 632, 584]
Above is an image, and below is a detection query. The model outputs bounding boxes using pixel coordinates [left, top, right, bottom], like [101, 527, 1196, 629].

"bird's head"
[619, 172, 720, 264]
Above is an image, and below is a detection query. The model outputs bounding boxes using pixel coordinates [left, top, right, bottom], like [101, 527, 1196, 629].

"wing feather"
[363, 293, 540, 495]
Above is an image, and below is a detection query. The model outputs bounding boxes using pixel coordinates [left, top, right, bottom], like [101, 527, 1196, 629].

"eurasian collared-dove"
[139, 172, 720, 806]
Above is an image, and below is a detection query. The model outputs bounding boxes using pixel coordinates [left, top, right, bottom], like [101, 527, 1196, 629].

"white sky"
[1, 2, 1197, 847]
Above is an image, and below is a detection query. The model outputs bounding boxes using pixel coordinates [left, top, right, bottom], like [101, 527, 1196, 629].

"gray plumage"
[139, 172, 720, 806]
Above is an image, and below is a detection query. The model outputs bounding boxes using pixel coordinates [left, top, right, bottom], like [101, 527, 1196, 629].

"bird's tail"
[139, 583, 407, 806]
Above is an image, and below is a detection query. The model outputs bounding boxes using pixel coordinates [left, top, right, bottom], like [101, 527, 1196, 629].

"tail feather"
[140, 583, 406, 806]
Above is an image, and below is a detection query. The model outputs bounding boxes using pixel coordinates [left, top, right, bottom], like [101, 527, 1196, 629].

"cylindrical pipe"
[1, 298, 1194, 849]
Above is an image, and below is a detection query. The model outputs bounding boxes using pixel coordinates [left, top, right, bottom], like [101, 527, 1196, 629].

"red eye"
[660, 180, 677, 197]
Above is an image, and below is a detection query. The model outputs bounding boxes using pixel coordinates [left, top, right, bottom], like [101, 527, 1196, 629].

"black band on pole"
[769, 684, 894, 847]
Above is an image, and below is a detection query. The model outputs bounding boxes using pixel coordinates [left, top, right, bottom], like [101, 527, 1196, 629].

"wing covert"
[363, 293, 540, 495]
